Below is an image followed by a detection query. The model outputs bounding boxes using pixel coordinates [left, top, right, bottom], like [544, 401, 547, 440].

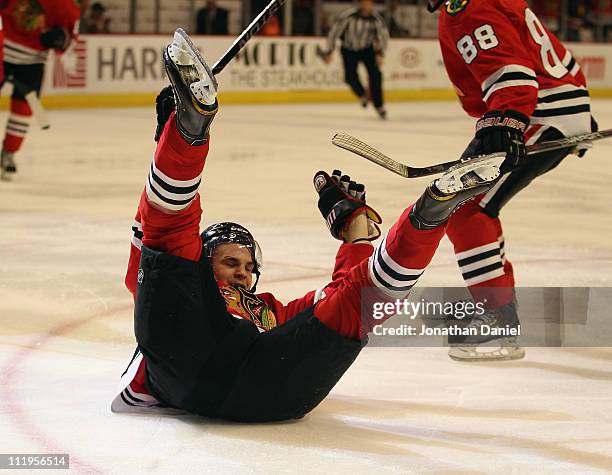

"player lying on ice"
[112, 29, 519, 422]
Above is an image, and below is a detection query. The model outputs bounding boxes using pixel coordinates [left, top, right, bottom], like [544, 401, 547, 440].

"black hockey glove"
[40, 26, 71, 51]
[462, 110, 529, 174]
[154, 86, 176, 142]
[314, 169, 382, 243]
[575, 115, 599, 158]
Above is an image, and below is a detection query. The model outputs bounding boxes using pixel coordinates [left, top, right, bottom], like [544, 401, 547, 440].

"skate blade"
[436, 152, 505, 194]
[170, 28, 218, 91]
[448, 343, 526, 362]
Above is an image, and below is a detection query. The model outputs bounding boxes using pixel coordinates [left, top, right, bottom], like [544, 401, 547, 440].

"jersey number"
[456, 9, 567, 78]
[457, 24, 498, 64]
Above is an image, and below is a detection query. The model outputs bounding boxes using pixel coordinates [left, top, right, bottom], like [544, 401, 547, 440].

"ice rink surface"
[1, 100, 612, 474]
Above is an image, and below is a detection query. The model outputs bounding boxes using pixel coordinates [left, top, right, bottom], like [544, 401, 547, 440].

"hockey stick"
[12, 80, 51, 130]
[332, 130, 612, 178]
[211, 0, 286, 75]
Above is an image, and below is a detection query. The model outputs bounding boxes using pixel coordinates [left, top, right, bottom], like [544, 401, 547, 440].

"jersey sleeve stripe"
[536, 88, 589, 103]
[483, 79, 539, 103]
[481, 64, 537, 93]
[531, 104, 590, 118]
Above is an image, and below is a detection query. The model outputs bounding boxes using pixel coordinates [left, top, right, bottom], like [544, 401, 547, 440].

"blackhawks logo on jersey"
[12, 0, 45, 32]
[220, 284, 277, 331]
[446, 0, 470, 16]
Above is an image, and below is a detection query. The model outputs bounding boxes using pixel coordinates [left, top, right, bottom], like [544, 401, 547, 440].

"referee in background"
[321, 0, 389, 119]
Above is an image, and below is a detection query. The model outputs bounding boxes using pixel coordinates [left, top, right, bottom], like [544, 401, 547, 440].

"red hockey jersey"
[1, 0, 80, 64]
[438, 0, 591, 141]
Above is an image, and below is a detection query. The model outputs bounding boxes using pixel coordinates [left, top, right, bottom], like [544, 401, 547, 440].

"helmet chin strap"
[250, 270, 261, 293]
[427, 0, 445, 12]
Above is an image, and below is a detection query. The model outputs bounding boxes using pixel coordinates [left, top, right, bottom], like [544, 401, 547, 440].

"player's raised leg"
[138, 29, 219, 261]
[313, 153, 507, 340]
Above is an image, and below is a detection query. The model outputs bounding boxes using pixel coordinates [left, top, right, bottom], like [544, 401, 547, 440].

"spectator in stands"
[292, 0, 314, 36]
[388, 0, 410, 37]
[82, 2, 111, 34]
[585, 0, 612, 41]
[196, 0, 229, 35]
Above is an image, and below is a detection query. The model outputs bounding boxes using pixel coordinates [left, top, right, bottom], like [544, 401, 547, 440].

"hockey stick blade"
[332, 132, 459, 178]
[211, 0, 286, 75]
[333, 129, 612, 179]
[332, 132, 410, 177]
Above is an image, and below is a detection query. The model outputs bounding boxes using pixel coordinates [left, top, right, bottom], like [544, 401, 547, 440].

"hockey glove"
[40, 26, 71, 51]
[154, 86, 176, 142]
[462, 110, 529, 174]
[314, 170, 382, 243]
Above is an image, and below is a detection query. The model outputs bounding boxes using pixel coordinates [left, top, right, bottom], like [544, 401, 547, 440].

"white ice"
[1, 100, 612, 474]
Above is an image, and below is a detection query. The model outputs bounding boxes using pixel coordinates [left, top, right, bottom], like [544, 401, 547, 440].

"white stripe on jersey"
[131, 220, 143, 250]
[481, 64, 537, 92]
[483, 79, 539, 103]
[464, 267, 506, 286]
[4, 40, 48, 65]
[532, 85, 591, 137]
[145, 159, 202, 212]
[368, 235, 423, 297]
[151, 159, 202, 188]
[455, 242, 499, 261]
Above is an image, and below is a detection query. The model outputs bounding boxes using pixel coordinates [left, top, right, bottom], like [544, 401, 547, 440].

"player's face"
[360, 0, 373, 15]
[211, 243, 254, 290]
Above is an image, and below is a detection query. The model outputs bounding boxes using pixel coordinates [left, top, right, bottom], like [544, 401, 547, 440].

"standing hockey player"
[112, 29, 511, 421]
[0, 0, 80, 180]
[427, 0, 595, 361]
[320, 0, 389, 119]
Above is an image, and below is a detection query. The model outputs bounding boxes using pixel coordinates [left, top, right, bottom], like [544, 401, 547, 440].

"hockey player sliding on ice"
[112, 29, 516, 422]
[427, 0, 596, 361]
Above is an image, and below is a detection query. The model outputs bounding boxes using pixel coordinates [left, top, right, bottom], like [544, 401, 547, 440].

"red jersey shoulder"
[440, 0, 528, 26]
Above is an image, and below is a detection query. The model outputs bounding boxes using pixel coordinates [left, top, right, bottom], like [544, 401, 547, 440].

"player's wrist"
[339, 209, 369, 243]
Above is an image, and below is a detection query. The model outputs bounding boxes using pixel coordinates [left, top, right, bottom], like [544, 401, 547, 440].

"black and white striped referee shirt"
[325, 9, 389, 55]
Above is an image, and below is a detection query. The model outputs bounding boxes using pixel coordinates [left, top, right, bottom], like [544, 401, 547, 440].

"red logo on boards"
[53, 38, 87, 88]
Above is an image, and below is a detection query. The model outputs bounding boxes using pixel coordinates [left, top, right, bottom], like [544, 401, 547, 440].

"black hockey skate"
[1, 151, 16, 181]
[410, 152, 506, 229]
[448, 299, 525, 361]
[163, 28, 218, 146]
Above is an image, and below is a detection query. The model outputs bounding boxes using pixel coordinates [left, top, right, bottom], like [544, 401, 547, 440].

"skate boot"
[447, 299, 525, 361]
[376, 107, 387, 120]
[1, 151, 17, 181]
[163, 28, 218, 146]
[410, 152, 506, 229]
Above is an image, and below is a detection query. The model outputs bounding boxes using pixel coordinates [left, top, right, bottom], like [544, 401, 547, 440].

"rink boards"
[0, 35, 611, 108]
